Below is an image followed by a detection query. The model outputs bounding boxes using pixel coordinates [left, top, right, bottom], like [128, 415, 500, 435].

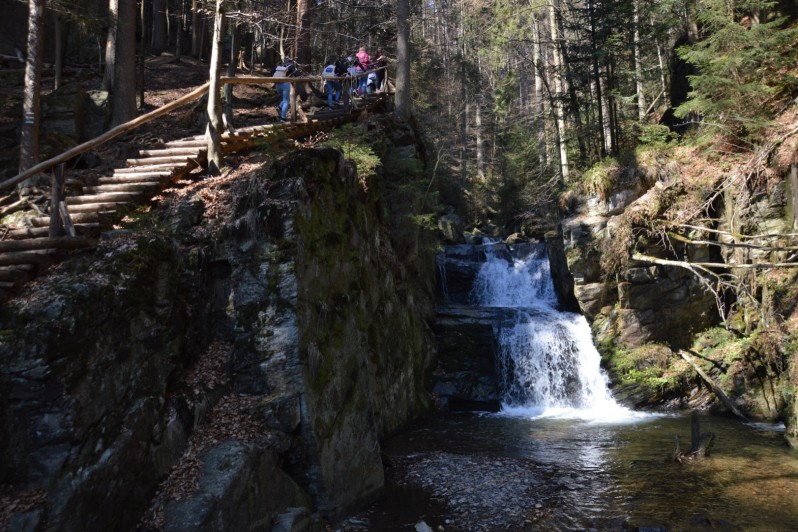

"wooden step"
[83, 182, 161, 194]
[9, 223, 103, 238]
[100, 174, 167, 184]
[137, 147, 202, 157]
[66, 192, 144, 205]
[0, 250, 57, 267]
[29, 212, 111, 227]
[116, 163, 180, 173]
[125, 155, 197, 166]
[0, 237, 95, 253]
[64, 203, 128, 214]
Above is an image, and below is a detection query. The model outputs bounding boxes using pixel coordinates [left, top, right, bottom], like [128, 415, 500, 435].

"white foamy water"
[471, 244, 641, 422]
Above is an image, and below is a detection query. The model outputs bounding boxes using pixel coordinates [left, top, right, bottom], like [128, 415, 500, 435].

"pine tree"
[675, 0, 798, 137]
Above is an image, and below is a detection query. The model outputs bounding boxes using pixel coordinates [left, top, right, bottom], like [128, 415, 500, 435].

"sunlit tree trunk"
[531, 14, 547, 169]
[587, 0, 606, 158]
[476, 96, 485, 180]
[18, 0, 46, 187]
[547, 0, 569, 183]
[111, 0, 137, 126]
[223, 20, 239, 130]
[395, 0, 411, 118]
[295, 0, 312, 71]
[102, 0, 119, 91]
[633, 0, 646, 121]
[206, 0, 225, 175]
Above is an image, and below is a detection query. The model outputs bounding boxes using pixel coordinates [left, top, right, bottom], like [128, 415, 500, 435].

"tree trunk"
[151, 0, 167, 55]
[53, 13, 64, 91]
[102, 0, 119, 91]
[476, 95, 485, 181]
[18, 0, 46, 188]
[223, 21, 239, 130]
[206, 0, 225, 176]
[587, 0, 606, 158]
[295, 0, 312, 71]
[633, 0, 646, 121]
[175, 0, 184, 61]
[111, 0, 137, 126]
[547, 0, 569, 183]
[395, 0, 411, 118]
[139, 0, 149, 109]
[191, 0, 201, 57]
[531, 14, 547, 169]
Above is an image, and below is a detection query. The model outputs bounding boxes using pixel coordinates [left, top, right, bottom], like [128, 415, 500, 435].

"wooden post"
[58, 201, 76, 237]
[49, 163, 65, 238]
[290, 81, 297, 122]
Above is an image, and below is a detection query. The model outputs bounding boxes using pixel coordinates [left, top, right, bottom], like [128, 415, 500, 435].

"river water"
[339, 242, 798, 531]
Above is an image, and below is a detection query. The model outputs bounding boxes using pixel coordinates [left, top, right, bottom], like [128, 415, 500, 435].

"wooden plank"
[1, 81, 211, 191]
[49, 163, 66, 238]
[66, 192, 144, 205]
[6, 223, 101, 238]
[116, 164, 180, 173]
[99, 175, 167, 183]
[0, 250, 57, 266]
[64, 202, 128, 214]
[29, 212, 106, 227]
[58, 201, 77, 237]
[125, 155, 197, 166]
[0, 237, 95, 253]
[83, 182, 161, 193]
[137, 147, 202, 157]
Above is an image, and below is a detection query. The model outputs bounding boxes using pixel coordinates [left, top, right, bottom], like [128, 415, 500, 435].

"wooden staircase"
[0, 99, 380, 296]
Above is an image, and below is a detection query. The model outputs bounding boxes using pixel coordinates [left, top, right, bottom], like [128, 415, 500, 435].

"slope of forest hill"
[0, 54, 292, 184]
[556, 93, 798, 447]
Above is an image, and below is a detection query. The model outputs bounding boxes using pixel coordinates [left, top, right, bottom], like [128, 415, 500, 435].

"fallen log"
[679, 350, 748, 420]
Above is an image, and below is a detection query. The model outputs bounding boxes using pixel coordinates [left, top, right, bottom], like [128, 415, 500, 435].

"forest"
[2, 0, 798, 530]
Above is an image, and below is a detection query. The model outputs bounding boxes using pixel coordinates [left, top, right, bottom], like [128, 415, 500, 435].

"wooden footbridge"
[0, 71, 388, 299]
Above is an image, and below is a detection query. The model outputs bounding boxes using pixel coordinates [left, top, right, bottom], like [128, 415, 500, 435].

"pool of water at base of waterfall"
[333, 410, 798, 532]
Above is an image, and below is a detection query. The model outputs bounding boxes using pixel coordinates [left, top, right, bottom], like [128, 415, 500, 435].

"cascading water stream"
[471, 243, 631, 420]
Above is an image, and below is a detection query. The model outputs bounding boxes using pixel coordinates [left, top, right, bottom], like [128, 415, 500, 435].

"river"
[337, 241, 798, 531]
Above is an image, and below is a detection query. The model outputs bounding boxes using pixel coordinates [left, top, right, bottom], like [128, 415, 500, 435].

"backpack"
[322, 64, 338, 78]
[272, 61, 296, 78]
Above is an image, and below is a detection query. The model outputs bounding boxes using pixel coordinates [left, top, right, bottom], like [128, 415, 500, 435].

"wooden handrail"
[0, 82, 211, 191]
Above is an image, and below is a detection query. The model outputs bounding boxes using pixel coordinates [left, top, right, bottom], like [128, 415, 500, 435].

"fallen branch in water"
[679, 350, 748, 421]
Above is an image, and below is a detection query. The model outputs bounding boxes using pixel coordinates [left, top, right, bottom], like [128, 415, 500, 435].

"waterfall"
[471, 243, 630, 420]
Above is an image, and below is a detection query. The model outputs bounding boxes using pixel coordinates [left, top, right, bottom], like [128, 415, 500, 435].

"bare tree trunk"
[53, 13, 63, 91]
[112, 0, 137, 126]
[633, 0, 646, 121]
[295, 0, 312, 71]
[206, 0, 225, 176]
[395, 0, 411, 118]
[139, 0, 149, 109]
[151, 0, 167, 55]
[18, 0, 46, 188]
[102, 0, 119, 91]
[175, 0, 184, 61]
[223, 21, 239, 130]
[531, 14, 547, 169]
[587, 0, 606, 158]
[191, 0, 201, 57]
[547, 0, 569, 183]
[476, 96, 485, 180]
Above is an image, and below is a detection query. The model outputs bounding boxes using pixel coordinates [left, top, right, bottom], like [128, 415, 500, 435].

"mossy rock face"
[0, 232, 204, 530]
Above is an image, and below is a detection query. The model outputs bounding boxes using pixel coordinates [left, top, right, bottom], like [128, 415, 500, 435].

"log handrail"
[0, 65, 390, 192]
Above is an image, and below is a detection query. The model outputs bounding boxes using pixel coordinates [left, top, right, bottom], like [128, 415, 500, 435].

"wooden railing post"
[49, 163, 65, 238]
[290, 81, 297, 123]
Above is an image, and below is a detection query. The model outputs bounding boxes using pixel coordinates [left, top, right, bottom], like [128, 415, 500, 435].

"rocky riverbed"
[334, 448, 562, 531]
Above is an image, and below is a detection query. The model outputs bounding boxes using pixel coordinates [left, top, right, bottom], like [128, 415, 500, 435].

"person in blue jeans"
[271, 59, 296, 121]
[322, 60, 347, 108]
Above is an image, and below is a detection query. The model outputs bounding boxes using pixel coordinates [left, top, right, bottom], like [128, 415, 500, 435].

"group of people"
[269, 46, 387, 121]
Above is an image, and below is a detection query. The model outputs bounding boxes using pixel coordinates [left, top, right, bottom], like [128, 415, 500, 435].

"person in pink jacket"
[355, 46, 370, 96]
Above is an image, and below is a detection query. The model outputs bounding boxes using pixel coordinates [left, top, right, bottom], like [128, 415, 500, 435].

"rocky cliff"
[560, 135, 798, 447]
[0, 116, 437, 529]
